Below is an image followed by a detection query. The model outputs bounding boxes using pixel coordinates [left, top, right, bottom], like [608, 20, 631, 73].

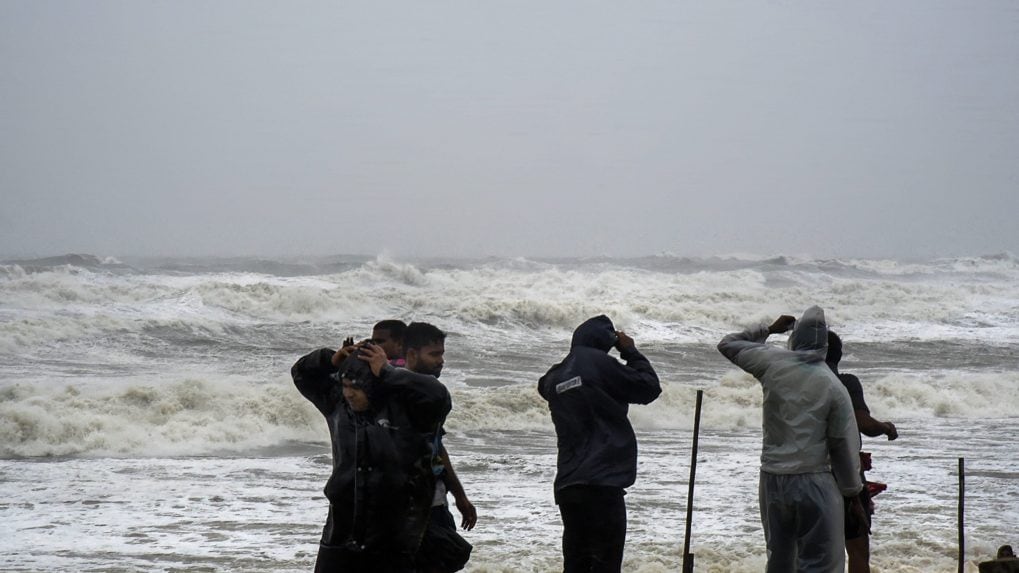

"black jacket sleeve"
[291, 347, 341, 416]
[611, 346, 662, 404]
[378, 365, 453, 432]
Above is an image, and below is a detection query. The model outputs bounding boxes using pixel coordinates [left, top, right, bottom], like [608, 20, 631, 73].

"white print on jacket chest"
[556, 376, 583, 394]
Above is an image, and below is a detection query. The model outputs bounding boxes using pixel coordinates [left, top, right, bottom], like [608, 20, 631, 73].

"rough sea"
[2, 253, 1017, 572]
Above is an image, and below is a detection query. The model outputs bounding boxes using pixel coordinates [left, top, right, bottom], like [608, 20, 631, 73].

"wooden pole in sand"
[682, 389, 703, 573]
[958, 457, 965, 573]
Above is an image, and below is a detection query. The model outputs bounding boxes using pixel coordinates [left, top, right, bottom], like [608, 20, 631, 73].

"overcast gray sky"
[2, 1, 1017, 260]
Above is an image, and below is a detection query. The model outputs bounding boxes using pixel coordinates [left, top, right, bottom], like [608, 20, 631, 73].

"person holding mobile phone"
[718, 307, 863, 573]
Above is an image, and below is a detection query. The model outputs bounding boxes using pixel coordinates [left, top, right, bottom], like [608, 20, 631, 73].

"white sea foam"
[2, 254, 1016, 571]
[0, 375, 323, 458]
[7, 367, 1016, 458]
[448, 368, 1019, 433]
[1, 360, 1019, 454]
[3, 254, 1019, 449]
[3, 255, 1018, 355]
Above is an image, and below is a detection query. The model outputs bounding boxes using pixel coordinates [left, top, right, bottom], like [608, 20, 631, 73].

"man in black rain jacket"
[293, 343, 451, 573]
[538, 315, 662, 572]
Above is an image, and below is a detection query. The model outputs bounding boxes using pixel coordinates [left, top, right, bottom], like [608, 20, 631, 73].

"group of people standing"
[292, 306, 896, 573]
[292, 321, 474, 573]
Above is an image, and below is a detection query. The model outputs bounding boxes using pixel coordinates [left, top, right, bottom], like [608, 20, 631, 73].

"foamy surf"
[2, 253, 1017, 571]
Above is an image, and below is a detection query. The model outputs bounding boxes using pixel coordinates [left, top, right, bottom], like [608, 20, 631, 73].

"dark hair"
[373, 319, 407, 342]
[826, 330, 843, 371]
[403, 322, 446, 351]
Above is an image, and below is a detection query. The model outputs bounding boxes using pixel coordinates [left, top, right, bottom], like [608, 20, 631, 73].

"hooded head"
[332, 354, 381, 411]
[570, 315, 619, 352]
[788, 306, 829, 354]
[825, 330, 843, 373]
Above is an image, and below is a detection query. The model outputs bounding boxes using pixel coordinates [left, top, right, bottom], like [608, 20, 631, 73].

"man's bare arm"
[440, 445, 477, 530]
[855, 410, 897, 440]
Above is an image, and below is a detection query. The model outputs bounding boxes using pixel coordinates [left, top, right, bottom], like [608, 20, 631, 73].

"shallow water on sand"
[3, 421, 1016, 572]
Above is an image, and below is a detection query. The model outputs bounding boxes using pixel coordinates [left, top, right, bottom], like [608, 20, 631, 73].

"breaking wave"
[4, 368, 1018, 458]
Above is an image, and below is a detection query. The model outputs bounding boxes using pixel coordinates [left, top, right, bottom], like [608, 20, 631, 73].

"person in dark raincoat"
[538, 315, 661, 573]
[293, 343, 451, 573]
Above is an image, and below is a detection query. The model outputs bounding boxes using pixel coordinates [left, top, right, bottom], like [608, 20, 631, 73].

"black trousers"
[556, 486, 627, 573]
[314, 543, 415, 573]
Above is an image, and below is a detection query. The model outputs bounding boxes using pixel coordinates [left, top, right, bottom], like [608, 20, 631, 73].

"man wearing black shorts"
[827, 331, 898, 573]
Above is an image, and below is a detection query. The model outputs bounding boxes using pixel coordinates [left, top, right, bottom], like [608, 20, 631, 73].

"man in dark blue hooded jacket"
[538, 315, 661, 572]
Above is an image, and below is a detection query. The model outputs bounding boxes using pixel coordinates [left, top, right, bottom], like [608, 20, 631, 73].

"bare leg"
[846, 533, 871, 573]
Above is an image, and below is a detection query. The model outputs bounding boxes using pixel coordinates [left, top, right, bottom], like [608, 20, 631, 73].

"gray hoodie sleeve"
[827, 383, 864, 497]
[717, 323, 774, 380]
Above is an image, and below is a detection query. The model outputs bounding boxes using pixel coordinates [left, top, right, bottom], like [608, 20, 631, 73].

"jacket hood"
[570, 315, 618, 352]
[788, 306, 829, 353]
[332, 354, 382, 401]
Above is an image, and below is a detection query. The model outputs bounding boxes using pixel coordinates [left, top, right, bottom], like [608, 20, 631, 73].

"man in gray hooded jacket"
[718, 306, 863, 573]
[538, 315, 661, 572]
